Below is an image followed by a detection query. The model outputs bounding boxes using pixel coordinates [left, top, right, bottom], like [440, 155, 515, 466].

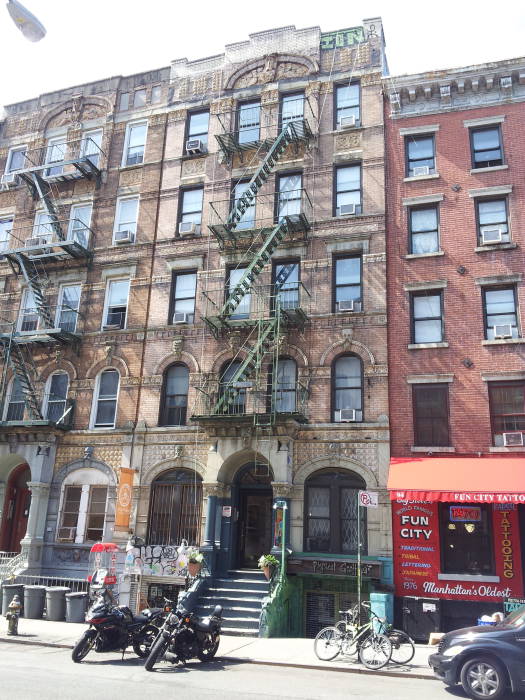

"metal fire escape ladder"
[0, 332, 43, 421]
[30, 173, 63, 240]
[11, 253, 54, 329]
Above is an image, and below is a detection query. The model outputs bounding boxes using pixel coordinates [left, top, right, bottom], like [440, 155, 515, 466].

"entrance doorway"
[234, 463, 273, 568]
[0, 464, 30, 552]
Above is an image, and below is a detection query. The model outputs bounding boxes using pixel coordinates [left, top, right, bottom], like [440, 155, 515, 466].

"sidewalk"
[0, 617, 436, 679]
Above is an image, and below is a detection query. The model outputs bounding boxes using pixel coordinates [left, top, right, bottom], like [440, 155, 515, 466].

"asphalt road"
[0, 641, 518, 700]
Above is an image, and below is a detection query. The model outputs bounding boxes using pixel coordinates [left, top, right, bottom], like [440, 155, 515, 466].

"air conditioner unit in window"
[114, 230, 135, 244]
[338, 115, 356, 129]
[232, 381, 251, 389]
[1, 172, 17, 188]
[338, 299, 355, 312]
[339, 203, 356, 216]
[25, 236, 51, 254]
[103, 324, 121, 331]
[481, 228, 503, 245]
[335, 408, 357, 422]
[173, 312, 188, 324]
[493, 324, 513, 339]
[503, 432, 524, 447]
[186, 139, 206, 155]
[412, 165, 430, 177]
[178, 222, 200, 236]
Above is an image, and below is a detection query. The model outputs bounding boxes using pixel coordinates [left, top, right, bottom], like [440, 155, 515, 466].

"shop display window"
[440, 503, 494, 575]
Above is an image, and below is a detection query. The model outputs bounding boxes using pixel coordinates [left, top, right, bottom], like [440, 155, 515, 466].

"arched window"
[5, 377, 25, 421]
[92, 369, 120, 428]
[219, 360, 246, 415]
[304, 469, 366, 555]
[44, 372, 69, 422]
[159, 364, 189, 426]
[57, 468, 109, 544]
[332, 354, 363, 422]
[147, 469, 202, 546]
[272, 357, 297, 413]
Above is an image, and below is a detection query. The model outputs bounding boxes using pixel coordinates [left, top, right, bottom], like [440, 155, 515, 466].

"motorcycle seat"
[142, 607, 163, 618]
[132, 613, 149, 625]
[194, 617, 214, 632]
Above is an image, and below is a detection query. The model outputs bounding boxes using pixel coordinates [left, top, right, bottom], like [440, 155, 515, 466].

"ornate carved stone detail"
[271, 482, 294, 499]
[363, 253, 386, 264]
[181, 158, 206, 176]
[120, 376, 141, 387]
[172, 334, 184, 359]
[167, 110, 187, 123]
[119, 168, 143, 187]
[202, 482, 229, 498]
[335, 132, 361, 152]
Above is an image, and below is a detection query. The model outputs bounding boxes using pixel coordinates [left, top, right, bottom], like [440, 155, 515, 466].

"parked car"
[429, 606, 525, 699]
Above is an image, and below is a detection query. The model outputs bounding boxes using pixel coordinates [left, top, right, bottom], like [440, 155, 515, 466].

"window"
[44, 373, 69, 422]
[57, 284, 81, 333]
[119, 93, 130, 111]
[476, 198, 510, 245]
[227, 267, 250, 319]
[103, 278, 130, 329]
[6, 146, 26, 173]
[280, 93, 304, 128]
[68, 203, 92, 247]
[92, 369, 120, 428]
[412, 384, 450, 446]
[219, 360, 246, 415]
[57, 470, 109, 543]
[276, 172, 302, 221]
[18, 288, 39, 332]
[272, 358, 297, 413]
[471, 126, 503, 168]
[113, 196, 139, 244]
[133, 89, 146, 108]
[147, 469, 202, 546]
[334, 83, 360, 128]
[5, 377, 25, 421]
[334, 165, 361, 216]
[186, 110, 209, 151]
[44, 137, 66, 177]
[159, 364, 189, 426]
[151, 85, 162, 104]
[237, 101, 260, 144]
[483, 286, 519, 340]
[122, 121, 147, 166]
[489, 381, 525, 446]
[233, 181, 256, 229]
[411, 292, 443, 343]
[304, 469, 366, 554]
[80, 129, 102, 168]
[332, 355, 363, 422]
[0, 218, 12, 252]
[273, 261, 299, 310]
[406, 134, 435, 177]
[33, 211, 54, 243]
[334, 256, 361, 312]
[409, 206, 439, 254]
[179, 187, 203, 234]
[171, 271, 196, 324]
[441, 503, 494, 575]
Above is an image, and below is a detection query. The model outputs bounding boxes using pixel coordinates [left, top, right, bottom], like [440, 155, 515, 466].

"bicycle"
[314, 601, 392, 670]
[379, 622, 415, 665]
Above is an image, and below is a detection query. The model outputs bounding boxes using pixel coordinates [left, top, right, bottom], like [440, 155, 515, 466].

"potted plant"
[187, 550, 204, 577]
[258, 553, 279, 580]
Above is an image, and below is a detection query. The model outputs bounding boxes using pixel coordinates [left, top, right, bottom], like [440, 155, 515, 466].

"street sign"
[358, 490, 378, 508]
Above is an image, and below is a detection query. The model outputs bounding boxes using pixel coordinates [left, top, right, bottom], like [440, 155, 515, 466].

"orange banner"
[115, 468, 134, 530]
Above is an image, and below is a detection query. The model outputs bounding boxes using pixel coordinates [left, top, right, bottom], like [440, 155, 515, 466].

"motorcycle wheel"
[197, 634, 220, 662]
[144, 633, 169, 672]
[72, 630, 97, 663]
[133, 624, 160, 658]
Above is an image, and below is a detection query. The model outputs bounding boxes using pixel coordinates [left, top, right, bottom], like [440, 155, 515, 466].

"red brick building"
[385, 59, 525, 638]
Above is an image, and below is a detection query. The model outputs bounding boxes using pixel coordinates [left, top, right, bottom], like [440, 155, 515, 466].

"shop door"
[0, 465, 30, 553]
[238, 490, 272, 568]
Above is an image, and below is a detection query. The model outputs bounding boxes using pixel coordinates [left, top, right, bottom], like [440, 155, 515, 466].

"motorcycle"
[145, 604, 222, 671]
[71, 588, 166, 663]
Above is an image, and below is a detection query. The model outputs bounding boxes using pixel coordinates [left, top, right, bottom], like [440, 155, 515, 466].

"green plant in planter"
[258, 554, 279, 579]
[188, 551, 204, 564]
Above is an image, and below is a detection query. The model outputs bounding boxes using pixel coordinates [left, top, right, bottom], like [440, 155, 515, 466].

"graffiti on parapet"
[125, 544, 190, 577]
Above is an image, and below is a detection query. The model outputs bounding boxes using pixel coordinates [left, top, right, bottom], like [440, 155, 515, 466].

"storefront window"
[440, 503, 494, 575]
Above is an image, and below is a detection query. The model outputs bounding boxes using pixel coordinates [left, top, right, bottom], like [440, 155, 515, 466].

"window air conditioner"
[335, 408, 357, 422]
[338, 115, 356, 129]
[114, 230, 135, 244]
[1, 172, 17, 188]
[412, 165, 430, 177]
[103, 324, 121, 331]
[493, 324, 513, 339]
[339, 203, 356, 216]
[481, 228, 503, 245]
[232, 381, 251, 388]
[503, 432, 524, 447]
[338, 299, 354, 312]
[25, 236, 51, 254]
[186, 139, 206, 155]
[179, 222, 200, 236]
[173, 312, 188, 324]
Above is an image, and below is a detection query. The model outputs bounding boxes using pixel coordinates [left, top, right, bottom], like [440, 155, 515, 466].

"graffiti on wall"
[128, 545, 190, 577]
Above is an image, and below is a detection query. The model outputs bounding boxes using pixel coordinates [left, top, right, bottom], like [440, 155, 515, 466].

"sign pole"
[357, 498, 361, 612]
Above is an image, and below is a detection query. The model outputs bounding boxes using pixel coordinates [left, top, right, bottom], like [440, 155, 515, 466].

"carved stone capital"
[271, 482, 294, 499]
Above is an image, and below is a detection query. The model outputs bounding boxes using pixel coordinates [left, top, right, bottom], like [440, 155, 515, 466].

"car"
[429, 606, 525, 700]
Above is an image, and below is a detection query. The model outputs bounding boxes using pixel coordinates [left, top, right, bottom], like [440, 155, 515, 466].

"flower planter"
[262, 565, 271, 581]
[188, 561, 202, 577]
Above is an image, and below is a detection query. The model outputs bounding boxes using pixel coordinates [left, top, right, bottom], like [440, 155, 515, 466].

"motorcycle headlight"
[443, 644, 465, 657]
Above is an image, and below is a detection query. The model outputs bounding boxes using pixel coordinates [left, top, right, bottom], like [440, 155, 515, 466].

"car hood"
[442, 624, 504, 644]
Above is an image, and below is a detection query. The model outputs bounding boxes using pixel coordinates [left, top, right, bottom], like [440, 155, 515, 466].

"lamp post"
[6, 0, 46, 42]
[272, 499, 288, 582]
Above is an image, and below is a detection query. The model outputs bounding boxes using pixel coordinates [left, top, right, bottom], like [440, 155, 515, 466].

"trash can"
[24, 585, 46, 619]
[65, 592, 88, 623]
[45, 587, 70, 621]
[2, 584, 25, 617]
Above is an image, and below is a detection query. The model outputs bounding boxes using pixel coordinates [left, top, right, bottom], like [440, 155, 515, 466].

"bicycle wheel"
[358, 633, 392, 670]
[388, 629, 415, 665]
[314, 626, 343, 661]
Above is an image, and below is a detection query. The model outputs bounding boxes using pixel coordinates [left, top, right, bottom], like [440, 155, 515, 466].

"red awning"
[388, 456, 525, 503]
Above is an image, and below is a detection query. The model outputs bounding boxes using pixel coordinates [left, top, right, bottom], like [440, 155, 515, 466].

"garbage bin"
[24, 585, 46, 619]
[2, 584, 25, 617]
[45, 587, 70, 621]
[65, 592, 88, 623]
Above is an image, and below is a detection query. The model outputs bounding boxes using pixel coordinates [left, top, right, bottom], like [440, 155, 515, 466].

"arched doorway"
[234, 463, 273, 568]
[0, 464, 31, 552]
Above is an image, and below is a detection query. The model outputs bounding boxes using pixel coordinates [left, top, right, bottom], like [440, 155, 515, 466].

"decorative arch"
[38, 95, 113, 132]
[209, 349, 247, 375]
[85, 357, 129, 380]
[39, 358, 78, 382]
[294, 455, 378, 489]
[143, 456, 206, 487]
[216, 449, 270, 484]
[52, 458, 117, 487]
[277, 343, 308, 367]
[225, 53, 318, 90]
[320, 339, 376, 368]
[154, 351, 199, 375]
[0, 454, 29, 483]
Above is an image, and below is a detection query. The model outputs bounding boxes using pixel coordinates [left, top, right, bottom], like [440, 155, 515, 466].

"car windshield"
[499, 605, 525, 629]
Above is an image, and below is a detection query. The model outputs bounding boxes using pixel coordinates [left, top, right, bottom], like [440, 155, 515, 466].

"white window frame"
[122, 120, 148, 167]
[32, 210, 55, 243]
[5, 145, 27, 173]
[67, 202, 93, 247]
[56, 283, 81, 333]
[44, 135, 67, 177]
[80, 129, 103, 168]
[102, 277, 130, 330]
[90, 369, 121, 429]
[3, 376, 25, 421]
[56, 468, 109, 544]
[0, 217, 13, 252]
[112, 196, 139, 244]
[42, 371, 69, 422]
[18, 288, 40, 332]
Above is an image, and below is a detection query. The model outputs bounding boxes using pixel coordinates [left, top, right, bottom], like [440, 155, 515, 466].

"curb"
[0, 635, 436, 680]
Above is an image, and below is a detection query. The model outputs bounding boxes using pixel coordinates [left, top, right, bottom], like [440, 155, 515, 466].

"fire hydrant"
[6, 594, 21, 635]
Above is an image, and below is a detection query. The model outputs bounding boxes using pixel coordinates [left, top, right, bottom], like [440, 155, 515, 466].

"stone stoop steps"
[195, 569, 269, 637]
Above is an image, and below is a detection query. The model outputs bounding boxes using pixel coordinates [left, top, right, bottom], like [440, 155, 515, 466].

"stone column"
[21, 482, 50, 572]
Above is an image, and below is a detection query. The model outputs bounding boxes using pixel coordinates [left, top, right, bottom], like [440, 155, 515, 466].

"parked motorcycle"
[145, 604, 222, 671]
[71, 588, 166, 663]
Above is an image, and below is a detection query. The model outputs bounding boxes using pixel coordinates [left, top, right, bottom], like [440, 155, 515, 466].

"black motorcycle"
[145, 604, 222, 671]
[71, 589, 166, 663]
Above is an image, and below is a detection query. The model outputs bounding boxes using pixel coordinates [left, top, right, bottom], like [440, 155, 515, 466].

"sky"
[1, 0, 524, 111]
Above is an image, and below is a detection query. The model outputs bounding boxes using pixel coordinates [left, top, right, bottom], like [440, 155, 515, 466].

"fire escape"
[192, 98, 315, 429]
[0, 137, 102, 427]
